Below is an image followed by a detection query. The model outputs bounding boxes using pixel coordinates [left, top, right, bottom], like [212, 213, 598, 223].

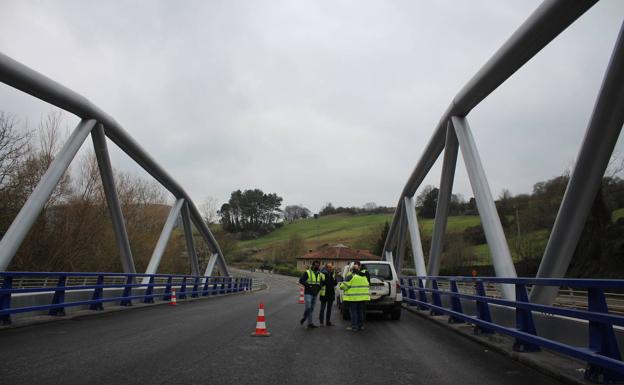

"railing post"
[179, 277, 188, 300]
[399, 277, 407, 299]
[163, 276, 173, 301]
[144, 276, 155, 304]
[120, 275, 133, 306]
[49, 276, 67, 316]
[212, 278, 219, 296]
[448, 280, 465, 324]
[407, 278, 416, 305]
[202, 277, 210, 296]
[192, 277, 200, 298]
[430, 279, 443, 316]
[89, 275, 104, 310]
[474, 280, 494, 334]
[584, 288, 624, 383]
[1, 276, 13, 325]
[417, 278, 428, 310]
[513, 283, 539, 352]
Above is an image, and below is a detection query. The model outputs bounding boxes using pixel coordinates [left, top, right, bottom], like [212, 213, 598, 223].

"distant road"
[0, 271, 563, 385]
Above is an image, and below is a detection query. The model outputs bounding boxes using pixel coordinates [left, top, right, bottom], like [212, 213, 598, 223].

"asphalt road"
[0, 271, 564, 385]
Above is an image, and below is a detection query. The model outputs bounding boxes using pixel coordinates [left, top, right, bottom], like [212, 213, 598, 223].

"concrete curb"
[403, 304, 593, 385]
[0, 286, 265, 332]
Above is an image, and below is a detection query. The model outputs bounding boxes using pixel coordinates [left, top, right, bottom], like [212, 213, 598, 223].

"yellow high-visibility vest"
[306, 269, 322, 286]
[340, 273, 370, 302]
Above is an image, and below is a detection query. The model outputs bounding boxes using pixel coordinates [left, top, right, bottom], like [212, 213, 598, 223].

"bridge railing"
[400, 275, 624, 383]
[0, 271, 254, 326]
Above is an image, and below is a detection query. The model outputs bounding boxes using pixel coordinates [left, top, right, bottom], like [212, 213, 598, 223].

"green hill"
[237, 213, 482, 257]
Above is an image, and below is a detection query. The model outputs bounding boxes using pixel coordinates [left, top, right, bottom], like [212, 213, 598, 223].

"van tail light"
[396, 282, 401, 292]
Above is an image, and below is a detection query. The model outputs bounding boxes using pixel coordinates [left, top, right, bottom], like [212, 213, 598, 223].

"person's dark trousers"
[349, 301, 363, 330]
[358, 302, 366, 329]
[319, 299, 333, 324]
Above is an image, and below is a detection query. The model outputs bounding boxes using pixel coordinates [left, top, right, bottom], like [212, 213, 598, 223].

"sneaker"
[300, 317, 305, 325]
[359, 326, 365, 330]
[308, 324, 318, 328]
[346, 326, 358, 332]
[319, 321, 324, 326]
[326, 322, 334, 327]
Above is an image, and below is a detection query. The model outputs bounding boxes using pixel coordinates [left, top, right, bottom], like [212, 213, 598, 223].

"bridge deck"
[0, 272, 564, 385]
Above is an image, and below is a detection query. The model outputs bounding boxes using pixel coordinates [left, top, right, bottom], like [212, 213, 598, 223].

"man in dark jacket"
[319, 263, 337, 326]
[299, 260, 323, 328]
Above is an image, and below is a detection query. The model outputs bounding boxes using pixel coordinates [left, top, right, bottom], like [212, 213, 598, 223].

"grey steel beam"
[181, 202, 200, 275]
[404, 196, 426, 277]
[531, 21, 624, 305]
[142, 199, 185, 282]
[452, 0, 597, 115]
[427, 122, 459, 277]
[394, 202, 408, 273]
[0, 51, 231, 276]
[452, 116, 516, 299]
[384, 251, 394, 266]
[0, 119, 96, 271]
[92, 124, 136, 274]
[204, 253, 218, 277]
[381, 0, 596, 260]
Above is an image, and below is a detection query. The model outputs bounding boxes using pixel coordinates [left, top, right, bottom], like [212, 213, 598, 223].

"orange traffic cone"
[250, 303, 271, 337]
[298, 287, 305, 304]
[169, 289, 177, 306]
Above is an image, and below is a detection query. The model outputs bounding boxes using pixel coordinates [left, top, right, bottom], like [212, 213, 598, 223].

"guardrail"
[0, 272, 253, 325]
[400, 276, 624, 383]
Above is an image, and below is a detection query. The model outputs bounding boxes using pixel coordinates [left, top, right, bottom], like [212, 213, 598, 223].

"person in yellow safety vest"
[339, 262, 370, 332]
[299, 260, 325, 328]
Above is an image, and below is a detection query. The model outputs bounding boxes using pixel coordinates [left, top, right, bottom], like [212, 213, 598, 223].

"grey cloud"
[0, 0, 622, 212]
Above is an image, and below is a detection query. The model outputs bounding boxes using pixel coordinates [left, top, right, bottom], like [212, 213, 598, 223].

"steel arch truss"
[383, 0, 624, 303]
[0, 55, 230, 277]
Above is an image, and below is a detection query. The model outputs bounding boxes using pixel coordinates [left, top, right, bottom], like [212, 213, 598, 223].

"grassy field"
[238, 213, 393, 250]
[236, 208, 621, 265]
[238, 213, 482, 251]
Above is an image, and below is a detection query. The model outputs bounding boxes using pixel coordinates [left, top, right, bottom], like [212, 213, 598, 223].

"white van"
[336, 260, 403, 320]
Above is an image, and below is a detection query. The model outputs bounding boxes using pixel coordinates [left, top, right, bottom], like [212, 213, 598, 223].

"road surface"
[0, 271, 563, 384]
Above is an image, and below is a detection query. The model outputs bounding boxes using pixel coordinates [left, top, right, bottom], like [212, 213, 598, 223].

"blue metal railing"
[400, 276, 624, 383]
[0, 272, 252, 325]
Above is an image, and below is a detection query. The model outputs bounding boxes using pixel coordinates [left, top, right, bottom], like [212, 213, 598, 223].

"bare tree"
[363, 202, 378, 211]
[0, 112, 29, 189]
[200, 196, 219, 224]
[607, 152, 624, 178]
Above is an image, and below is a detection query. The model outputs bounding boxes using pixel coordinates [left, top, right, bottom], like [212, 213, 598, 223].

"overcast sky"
[1, 0, 623, 213]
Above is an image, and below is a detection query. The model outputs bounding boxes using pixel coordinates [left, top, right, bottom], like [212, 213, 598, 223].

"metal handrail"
[0, 271, 252, 325]
[400, 275, 624, 382]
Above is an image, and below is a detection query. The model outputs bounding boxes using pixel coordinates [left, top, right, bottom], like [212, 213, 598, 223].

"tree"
[372, 221, 390, 256]
[218, 189, 283, 233]
[363, 202, 378, 211]
[0, 112, 29, 190]
[200, 196, 219, 225]
[284, 205, 311, 222]
[416, 185, 439, 219]
[319, 202, 335, 216]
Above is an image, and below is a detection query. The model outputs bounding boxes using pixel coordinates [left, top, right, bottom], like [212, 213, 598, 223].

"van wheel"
[342, 305, 350, 320]
[390, 309, 401, 321]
